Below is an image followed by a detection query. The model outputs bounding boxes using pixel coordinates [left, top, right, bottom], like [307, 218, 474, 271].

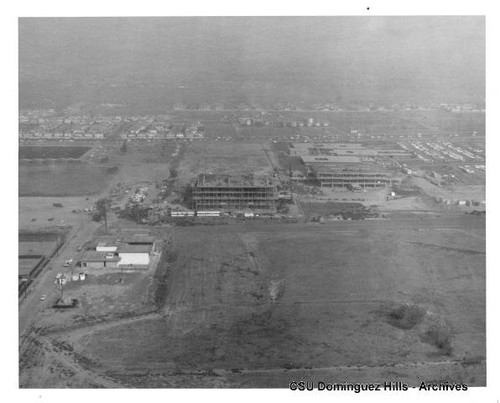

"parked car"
[40, 295, 47, 301]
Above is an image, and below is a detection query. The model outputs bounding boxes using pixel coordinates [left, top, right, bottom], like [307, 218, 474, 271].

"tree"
[92, 211, 103, 222]
[96, 198, 110, 233]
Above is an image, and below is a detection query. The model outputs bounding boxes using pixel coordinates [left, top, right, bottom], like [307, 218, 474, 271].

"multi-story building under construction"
[311, 166, 396, 188]
[193, 174, 277, 211]
[301, 155, 400, 189]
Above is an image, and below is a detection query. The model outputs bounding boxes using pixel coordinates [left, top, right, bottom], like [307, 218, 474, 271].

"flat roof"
[117, 244, 153, 253]
[317, 173, 391, 177]
[291, 143, 387, 158]
[292, 142, 364, 149]
[301, 156, 362, 164]
[330, 149, 377, 156]
[123, 235, 155, 244]
[311, 163, 388, 173]
[79, 251, 121, 262]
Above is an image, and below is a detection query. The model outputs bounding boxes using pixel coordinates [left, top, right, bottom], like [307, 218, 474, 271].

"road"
[18, 213, 100, 337]
[18, 155, 156, 336]
[18, 141, 146, 336]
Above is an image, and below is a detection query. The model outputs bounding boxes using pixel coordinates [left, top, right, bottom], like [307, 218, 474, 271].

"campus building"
[193, 174, 277, 211]
[78, 235, 155, 270]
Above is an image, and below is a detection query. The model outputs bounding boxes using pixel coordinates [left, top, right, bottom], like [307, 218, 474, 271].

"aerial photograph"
[18, 16, 486, 389]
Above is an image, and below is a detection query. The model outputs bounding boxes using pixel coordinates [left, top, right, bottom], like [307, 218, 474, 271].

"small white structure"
[171, 210, 195, 217]
[197, 211, 221, 217]
[96, 242, 118, 253]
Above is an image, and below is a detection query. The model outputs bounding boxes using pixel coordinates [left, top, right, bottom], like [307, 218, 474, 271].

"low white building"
[96, 242, 118, 253]
[117, 244, 152, 267]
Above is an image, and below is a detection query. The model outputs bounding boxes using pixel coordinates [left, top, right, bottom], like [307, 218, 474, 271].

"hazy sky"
[19, 17, 485, 104]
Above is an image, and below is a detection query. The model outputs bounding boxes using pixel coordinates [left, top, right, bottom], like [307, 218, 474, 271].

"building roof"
[292, 142, 364, 150]
[330, 149, 378, 157]
[79, 251, 121, 263]
[123, 235, 155, 244]
[311, 163, 389, 174]
[291, 143, 385, 158]
[117, 244, 153, 254]
[301, 156, 362, 164]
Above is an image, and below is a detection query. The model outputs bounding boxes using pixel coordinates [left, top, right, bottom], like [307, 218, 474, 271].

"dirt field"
[19, 145, 92, 159]
[19, 164, 118, 196]
[177, 141, 273, 183]
[34, 271, 158, 332]
[19, 213, 485, 388]
[411, 177, 485, 202]
[19, 197, 96, 230]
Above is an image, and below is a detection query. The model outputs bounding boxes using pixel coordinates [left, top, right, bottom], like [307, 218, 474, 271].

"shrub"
[422, 320, 454, 356]
[92, 211, 102, 222]
[388, 303, 426, 330]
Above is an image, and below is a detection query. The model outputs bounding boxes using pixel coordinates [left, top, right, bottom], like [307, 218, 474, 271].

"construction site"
[192, 173, 278, 211]
[290, 142, 405, 189]
[306, 159, 397, 189]
[17, 15, 488, 393]
[18, 124, 486, 389]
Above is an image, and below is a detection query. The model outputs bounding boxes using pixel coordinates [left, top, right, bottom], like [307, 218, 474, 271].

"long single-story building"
[122, 235, 155, 246]
[79, 251, 121, 269]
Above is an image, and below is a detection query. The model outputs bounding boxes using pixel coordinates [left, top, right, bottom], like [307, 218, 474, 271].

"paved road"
[18, 148, 143, 336]
[18, 216, 100, 336]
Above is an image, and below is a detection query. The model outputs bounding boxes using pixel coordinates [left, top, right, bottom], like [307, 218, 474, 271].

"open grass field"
[19, 231, 62, 242]
[19, 241, 59, 257]
[19, 164, 118, 196]
[19, 213, 483, 388]
[19, 146, 91, 159]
